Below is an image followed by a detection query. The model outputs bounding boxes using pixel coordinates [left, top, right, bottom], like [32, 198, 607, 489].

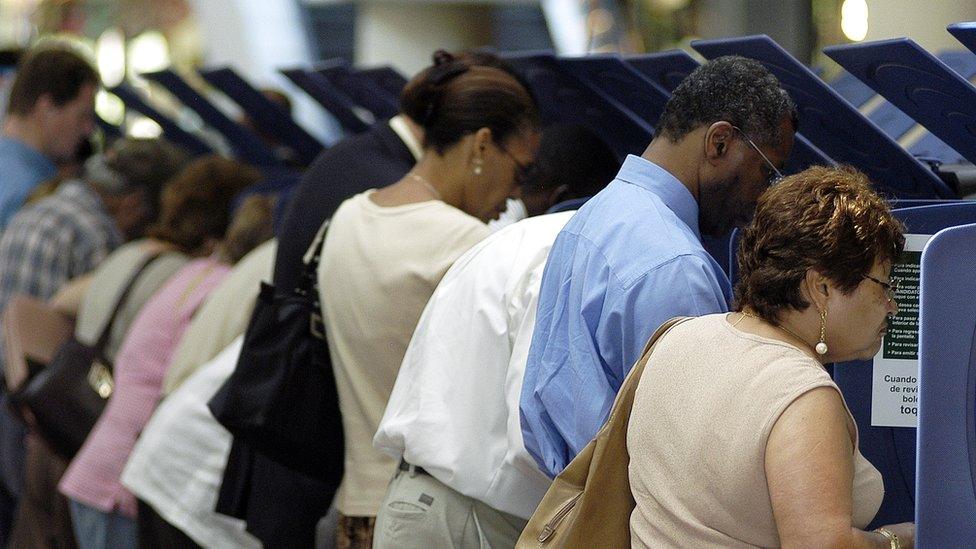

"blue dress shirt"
[0, 137, 56, 230]
[519, 155, 733, 477]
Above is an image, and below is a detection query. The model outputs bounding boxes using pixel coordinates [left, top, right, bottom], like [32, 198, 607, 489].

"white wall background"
[865, 0, 976, 53]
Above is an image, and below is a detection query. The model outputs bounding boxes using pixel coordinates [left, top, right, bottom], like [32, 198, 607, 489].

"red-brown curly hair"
[734, 165, 905, 322]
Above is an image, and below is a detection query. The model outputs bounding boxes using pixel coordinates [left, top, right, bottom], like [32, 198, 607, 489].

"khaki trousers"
[373, 465, 527, 549]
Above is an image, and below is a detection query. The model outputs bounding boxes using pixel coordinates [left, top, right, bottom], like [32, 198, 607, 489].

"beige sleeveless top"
[627, 313, 883, 548]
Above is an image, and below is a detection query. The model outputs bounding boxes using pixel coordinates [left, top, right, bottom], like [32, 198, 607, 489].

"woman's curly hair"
[734, 165, 905, 322]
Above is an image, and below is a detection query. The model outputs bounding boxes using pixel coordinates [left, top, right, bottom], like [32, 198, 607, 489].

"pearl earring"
[473, 160, 483, 176]
[815, 309, 828, 355]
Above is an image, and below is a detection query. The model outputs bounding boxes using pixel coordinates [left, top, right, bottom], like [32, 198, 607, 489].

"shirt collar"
[614, 154, 701, 239]
[389, 115, 423, 162]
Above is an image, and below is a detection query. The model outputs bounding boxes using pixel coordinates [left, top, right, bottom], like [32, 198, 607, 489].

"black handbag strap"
[300, 219, 330, 339]
[92, 250, 165, 358]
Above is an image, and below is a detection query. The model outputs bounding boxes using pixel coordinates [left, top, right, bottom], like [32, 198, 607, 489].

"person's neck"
[641, 133, 702, 202]
[409, 154, 464, 209]
[3, 115, 48, 158]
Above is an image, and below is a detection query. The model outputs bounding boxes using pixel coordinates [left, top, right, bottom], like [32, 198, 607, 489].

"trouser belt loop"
[398, 458, 430, 477]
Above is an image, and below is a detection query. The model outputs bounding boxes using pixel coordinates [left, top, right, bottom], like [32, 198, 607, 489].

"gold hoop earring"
[815, 308, 828, 355]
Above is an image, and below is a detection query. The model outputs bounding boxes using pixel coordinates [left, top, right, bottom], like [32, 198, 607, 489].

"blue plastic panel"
[199, 67, 324, 167]
[916, 222, 976, 546]
[109, 84, 212, 157]
[143, 70, 279, 166]
[280, 68, 371, 134]
[624, 49, 700, 92]
[824, 39, 976, 166]
[557, 54, 670, 131]
[691, 35, 953, 198]
[315, 60, 400, 120]
[503, 51, 652, 159]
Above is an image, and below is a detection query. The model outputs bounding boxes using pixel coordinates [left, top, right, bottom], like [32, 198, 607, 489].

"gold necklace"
[408, 174, 442, 200]
[739, 311, 813, 351]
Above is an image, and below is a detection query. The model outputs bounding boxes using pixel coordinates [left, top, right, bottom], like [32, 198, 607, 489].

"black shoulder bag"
[12, 251, 163, 459]
[208, 220, 343, 483]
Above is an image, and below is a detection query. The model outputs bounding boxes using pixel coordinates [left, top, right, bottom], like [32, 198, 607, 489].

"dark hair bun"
[431, 49, 455, 66]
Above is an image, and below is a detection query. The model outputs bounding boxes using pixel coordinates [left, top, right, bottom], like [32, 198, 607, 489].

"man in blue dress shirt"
[0, 45, 98, 230]
[520, 56, 799, 477]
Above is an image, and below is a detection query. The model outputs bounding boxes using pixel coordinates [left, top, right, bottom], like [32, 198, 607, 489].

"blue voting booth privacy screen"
[916, 222, 976, 545]
[691, 35, 954, 199]
[142, 69, 280, 167]
[503, 51, 652, 160]
[199, 67, 324, 167]
[824, 39, 976, 166]
[557, 54, 671, 132]
[109, 83, 213, 157]
[281, 67, 372, 134]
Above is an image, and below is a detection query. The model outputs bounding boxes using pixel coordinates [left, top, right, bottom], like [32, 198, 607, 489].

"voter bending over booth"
[520, 55, 798, 477]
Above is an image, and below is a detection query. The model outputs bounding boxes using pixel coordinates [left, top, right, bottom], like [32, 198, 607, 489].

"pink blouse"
[60, 257, 230, 518]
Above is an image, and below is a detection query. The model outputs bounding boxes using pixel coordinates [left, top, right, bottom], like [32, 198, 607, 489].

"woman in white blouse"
[317, 50, 540, 548]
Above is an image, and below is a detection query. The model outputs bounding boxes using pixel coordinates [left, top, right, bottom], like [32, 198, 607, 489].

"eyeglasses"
[863, 274, 900, 304]
[731, 125, 784, 187]
[497, 144, 533, 184]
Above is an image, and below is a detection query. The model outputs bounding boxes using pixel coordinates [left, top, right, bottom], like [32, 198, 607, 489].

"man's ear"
[704, 121, 735, 161]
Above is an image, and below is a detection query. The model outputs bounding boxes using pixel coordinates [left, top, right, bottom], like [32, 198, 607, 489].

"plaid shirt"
[0, 180, 123, 371]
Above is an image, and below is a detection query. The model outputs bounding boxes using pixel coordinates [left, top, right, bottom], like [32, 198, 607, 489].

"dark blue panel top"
[109, 84, 212, 157]
[315, 60, 400, 120]
[199, 67, 324, 167]
[503, 51, 652, 159]
[354, 66, 408, 102]
[280, 68, 371, 134]
[143, 70, 279, 166]
[691, 35, 953, 198]
[624, 49, 700, 92]
[824, 38, 976, 166]
[557, 54, 670, 130]
[948, 22, 976, 56]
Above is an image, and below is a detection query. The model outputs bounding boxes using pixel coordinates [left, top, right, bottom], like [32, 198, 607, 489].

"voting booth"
[199, 66, 325, 167]
[916, 222, 976, 545]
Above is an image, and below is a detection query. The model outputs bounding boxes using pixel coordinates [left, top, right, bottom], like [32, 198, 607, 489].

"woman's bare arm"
[765, 386, 914, 548]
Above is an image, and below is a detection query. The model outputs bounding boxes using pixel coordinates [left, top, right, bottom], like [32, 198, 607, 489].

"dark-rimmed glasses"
[863, 274, 900, 304]
[731, 125, 784, 187]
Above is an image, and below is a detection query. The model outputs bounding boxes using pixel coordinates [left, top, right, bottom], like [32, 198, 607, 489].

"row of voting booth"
[91, 22, 976, 547]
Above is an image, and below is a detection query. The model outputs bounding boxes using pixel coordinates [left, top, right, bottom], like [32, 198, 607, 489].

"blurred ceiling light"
[96, 27, 126, 87]
[841, 0, 868, 42]
[128, 30, 170, 75]
[128, 116, 163, 138]
[95, 90, 125, 126]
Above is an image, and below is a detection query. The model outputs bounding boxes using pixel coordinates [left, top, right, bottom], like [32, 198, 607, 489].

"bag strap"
[603, 316, 691, 426]
[300, 219, 331, 339]
[92, 251, 165, 357]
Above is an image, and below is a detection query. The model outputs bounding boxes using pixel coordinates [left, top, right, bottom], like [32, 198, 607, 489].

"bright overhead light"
[128, 31, 170, 75]
[96, 27, 126, 87]
[95, 90, 125, 126]
[841, 0, 869, 42]
[128, 116, 163, 138]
